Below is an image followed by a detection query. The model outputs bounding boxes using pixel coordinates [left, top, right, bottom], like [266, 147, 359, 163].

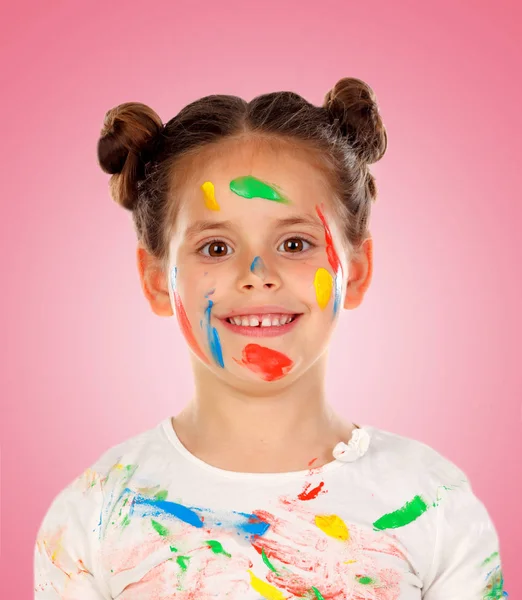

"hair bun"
[324, 77, 387, 164]
[97, 102, 163, 210]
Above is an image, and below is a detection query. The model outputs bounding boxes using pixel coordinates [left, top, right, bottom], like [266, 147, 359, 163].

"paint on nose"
[314, 267, 333, 309]
[201, 181, 220, 211]
[233, 343, 293, 381]
[170, 266, 209, 364]
[250, 256, 267, 280]
[204, 299, 225, 368]
[229, 175, 289, 204]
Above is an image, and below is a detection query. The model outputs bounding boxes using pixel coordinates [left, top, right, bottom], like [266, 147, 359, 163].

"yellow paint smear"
[201, 181, 220, 211]
[315, 514, 350, 541]
[248, 570, 286, 599]
[314, 267, 333, 309]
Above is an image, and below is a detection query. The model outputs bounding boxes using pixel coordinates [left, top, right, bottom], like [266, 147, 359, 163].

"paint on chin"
[204, 299, 225, 368]
[201, 181, 220, 211]
[250, 256, 267, 280]
[233, 344, 293, 382]
[315, 204, 343, 317]
[229, 175, 289, 204]
[170, 267, 209, 364]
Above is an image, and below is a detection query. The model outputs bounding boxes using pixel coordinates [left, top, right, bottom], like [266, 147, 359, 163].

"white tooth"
[280, 315, 288, 325]
[233, 317, 243, 326]
[249, 317, 259, 327]
[271, 317, 280, 326]
[261, 316, 271, 327]
[241, 317, 250, 326]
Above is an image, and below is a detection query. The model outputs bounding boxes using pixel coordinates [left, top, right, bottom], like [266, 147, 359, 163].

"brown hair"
[97, 77, 387, 271]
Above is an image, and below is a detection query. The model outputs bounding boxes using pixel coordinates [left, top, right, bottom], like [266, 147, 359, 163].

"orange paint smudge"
[233, 344, 293, 381]
[173, 291, 209, 364]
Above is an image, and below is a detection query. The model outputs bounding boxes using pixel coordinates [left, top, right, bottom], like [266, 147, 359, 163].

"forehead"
[174, 136, 335, 220]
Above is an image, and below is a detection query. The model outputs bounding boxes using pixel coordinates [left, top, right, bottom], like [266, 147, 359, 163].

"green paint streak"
[118, 497, 129, 517]
[373, 494, 429, 530]
[151, 519, 170, 537]
[229, 175, 289, 203]
[206, 540, 232, 558]
[176, 555, 191, 571]
[170, 545, 178, 552]
[311, 586, 325, 599]
[358, 576, 374, 584]
[482, 551, 499, 565]
[121, 514, 130, 528]
[261, 547, 278, 573]
[154, 489, 168, 501]
[483, 568, 507, 599]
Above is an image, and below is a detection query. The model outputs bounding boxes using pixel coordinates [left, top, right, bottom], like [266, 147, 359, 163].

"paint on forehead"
[204, 299, 225, 368]
[314, 267, 333, 309]
[233, 344, 293, 381]
[201, 181, 220, 211]
[229, 175, 289, 204]
[250, 256, 267, 280]
[315, 204, 343, 317]
[170, 267, 209, 364]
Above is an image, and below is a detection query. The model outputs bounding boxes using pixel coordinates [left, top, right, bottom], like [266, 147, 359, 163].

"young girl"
[34, 78, 508, 599]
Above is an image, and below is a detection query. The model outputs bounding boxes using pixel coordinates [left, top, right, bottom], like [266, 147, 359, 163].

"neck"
[175, 354, 351, 451]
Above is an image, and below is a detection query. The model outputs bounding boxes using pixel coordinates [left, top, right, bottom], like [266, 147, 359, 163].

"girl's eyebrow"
[184, 220, 235, 239]
[185, 216, 322, 239]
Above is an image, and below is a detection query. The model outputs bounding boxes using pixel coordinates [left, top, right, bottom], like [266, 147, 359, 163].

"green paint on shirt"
[373, 495, 429, 530]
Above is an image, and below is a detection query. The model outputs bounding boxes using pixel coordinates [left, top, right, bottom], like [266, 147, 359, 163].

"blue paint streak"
[130, 493, 204, 528]
[333, 271, 342, 317]
[170, 266, 177, 291]
[205, 299, 224, 368]
[122, 489, 271, 540]
[234, 511, 271, 536]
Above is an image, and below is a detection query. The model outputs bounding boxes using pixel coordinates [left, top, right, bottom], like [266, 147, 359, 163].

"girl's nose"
[237, 256, 281, 292]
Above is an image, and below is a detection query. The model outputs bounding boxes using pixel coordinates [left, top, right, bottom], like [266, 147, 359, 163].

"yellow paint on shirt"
[315, 514, 350, 541]
[314, 268, 333, 309]
[201, 181, 220, 211]
[248, 570, 285, 599]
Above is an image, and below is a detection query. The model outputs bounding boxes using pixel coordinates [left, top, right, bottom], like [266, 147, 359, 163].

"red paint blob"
[298, 481, 325, 501]
[173, 291, 209, 364]
[234, 344, 293, 381]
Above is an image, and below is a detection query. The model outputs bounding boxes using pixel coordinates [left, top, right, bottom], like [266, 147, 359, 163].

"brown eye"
[201, 241, 232, 258]
[279, 238, 311, 253]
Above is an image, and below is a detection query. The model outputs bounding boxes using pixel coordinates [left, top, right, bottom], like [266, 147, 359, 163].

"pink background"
[1, 0, 520, 597]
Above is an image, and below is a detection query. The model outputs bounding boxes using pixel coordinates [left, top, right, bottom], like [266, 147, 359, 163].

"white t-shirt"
[34, 418, 508, 599]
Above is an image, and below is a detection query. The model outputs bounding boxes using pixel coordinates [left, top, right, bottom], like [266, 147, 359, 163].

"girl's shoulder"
[362, 422, 469, 490]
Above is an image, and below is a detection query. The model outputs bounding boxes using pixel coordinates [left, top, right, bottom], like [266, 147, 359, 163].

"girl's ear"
[344, 237, 373, 310]
[136, 244, 174, 317]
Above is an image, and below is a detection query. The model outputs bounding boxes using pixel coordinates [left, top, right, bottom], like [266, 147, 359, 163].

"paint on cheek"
[250, 256, 267, 280]
[229, 175, 289, 204]
[201, 181, 220, 211]
[233, 344, 293, 382]
[315, 204, 343, 316]
[204, 299, 225, 368]
[170, 267, 209, 364]
[314, 267, 333, 309]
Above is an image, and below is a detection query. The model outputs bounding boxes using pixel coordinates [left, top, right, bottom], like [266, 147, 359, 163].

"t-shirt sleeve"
[421, 461, 509, 599]
[34, 468, 109, 599]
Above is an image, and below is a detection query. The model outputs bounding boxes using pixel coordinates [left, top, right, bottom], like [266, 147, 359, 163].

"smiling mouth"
[219, 313, 302, 337]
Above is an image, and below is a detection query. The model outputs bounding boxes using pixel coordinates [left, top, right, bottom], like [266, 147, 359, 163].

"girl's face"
[167, 140, 350, 386]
